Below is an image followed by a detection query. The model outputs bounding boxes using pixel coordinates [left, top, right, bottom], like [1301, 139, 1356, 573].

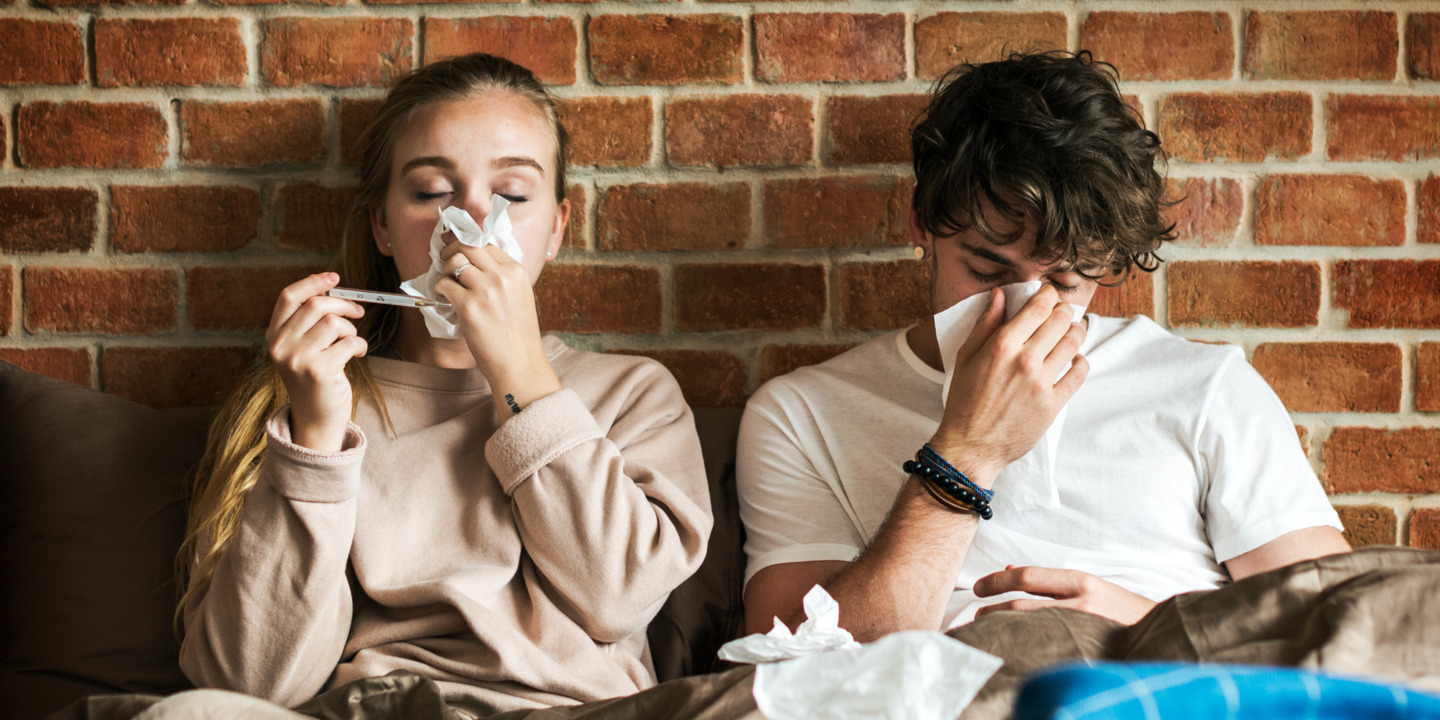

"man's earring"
[912, 245, 927, 261]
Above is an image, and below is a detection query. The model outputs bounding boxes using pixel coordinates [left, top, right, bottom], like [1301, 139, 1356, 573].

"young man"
[737, 51, 1350, 642]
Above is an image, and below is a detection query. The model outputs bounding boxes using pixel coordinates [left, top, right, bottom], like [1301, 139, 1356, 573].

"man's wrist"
[923, 438, 1002, 489]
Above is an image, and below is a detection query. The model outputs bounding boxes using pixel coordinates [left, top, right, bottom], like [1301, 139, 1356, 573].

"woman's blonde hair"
[175, 53, 569, 634]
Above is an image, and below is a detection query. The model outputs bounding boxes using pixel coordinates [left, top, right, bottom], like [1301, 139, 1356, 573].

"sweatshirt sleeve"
[178, 407, 366, 707]
[485, 363, 712, 644]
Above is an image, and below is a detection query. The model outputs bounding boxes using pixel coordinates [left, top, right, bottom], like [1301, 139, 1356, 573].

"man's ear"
[370, 203, 393, 257]
[544, 198, 571, 262]
[908, 209, 931, 252]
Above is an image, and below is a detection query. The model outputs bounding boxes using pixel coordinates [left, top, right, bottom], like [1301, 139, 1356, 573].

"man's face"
[913, 197, 1102, 314]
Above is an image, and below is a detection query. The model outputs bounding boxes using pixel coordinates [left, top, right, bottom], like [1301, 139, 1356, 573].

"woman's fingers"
[268, 272, 343, 337]
[269, 296, 363, 361]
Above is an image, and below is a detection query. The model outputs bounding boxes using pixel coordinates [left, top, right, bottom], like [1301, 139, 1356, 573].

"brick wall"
[2, 2, 1438, 548]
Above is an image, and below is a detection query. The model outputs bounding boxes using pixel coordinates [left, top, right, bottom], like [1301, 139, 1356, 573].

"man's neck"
[906, 318, 943, 371]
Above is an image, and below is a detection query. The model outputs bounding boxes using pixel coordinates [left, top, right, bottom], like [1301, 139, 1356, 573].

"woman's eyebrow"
[493, 156, 544, 175]
[400, 156, 454, 174]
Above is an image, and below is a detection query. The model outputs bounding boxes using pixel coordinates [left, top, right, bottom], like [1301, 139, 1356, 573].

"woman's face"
[370, 91, 569, 286]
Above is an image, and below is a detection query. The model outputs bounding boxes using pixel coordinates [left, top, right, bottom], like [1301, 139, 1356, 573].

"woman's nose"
[441, 192, 492, 245]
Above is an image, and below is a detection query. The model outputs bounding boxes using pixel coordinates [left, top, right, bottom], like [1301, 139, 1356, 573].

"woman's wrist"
[489, 364, 562, 421]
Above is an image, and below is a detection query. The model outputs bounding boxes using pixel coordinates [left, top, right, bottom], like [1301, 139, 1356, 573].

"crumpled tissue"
[718, 585, 859, 664]
[751, 631, 1003, 720]
[933, 281, 1087, 511]
[400, 195, 524, 339]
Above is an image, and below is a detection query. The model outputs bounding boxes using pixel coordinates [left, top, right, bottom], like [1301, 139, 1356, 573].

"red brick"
[210, 0, 344, 6]
[614, 350, 746, 408]
[1088, 272, 1154, 318]
[563, 183, 585, 251]
[274, 184, 355, 254]
[1410, 14, 1440, 80]
[556, 97, 651, 167]
[103, 346, 254, 408]
[187, 265, 320, 332]
[0, 347, 91, 386]
[675, 264, 826, 332]
[35, 0, 182, 5]
[263, 18, 412, 88]
[1336, 505, 1397, 548]
[0, 267, 11, 336]
[339, 98, 384, 168]
[17, 102, 167, 169]
[182, 100, 325, 167]
[1160, 93, 1311, 163]
[761, 344, 855, 383]
[764, 176, 912, 249]
[598, 183, 748, 252]
[589, 15, 742, 86]
[0, 187, 97, 253]
[0, 19, 85, 85]
[1411, 508, 1440, 550]
[1252, 343, 1401, 413]
[1245, 11, 1396, 81]
[1082, 12, 1232, 81]
[24, 267, 177, 334]
[96, 18, 246, 87]
[534, 265, 662, 334]
[1335, 260, 1440, 329]
[1255, 175, 1404, 247]
[1166, 177, 1243, 247]
[1418, 343, 1440, 413]
[424, 17, 576, 86]
[667, 95, 813, 167]
[1327, 96, 1440, 162]
[1324, 427, 1440, 494]
[755, 13, 904, 83]
[1167, 261, 1319, 328]
[111, 186, 258, 253]
[1421, 176, 1440, 245]
[916, 12, 1067, 82]
[840, 261, 930, 331]
[1297, 425, 1310, 455]
[827, 95, 930, 165]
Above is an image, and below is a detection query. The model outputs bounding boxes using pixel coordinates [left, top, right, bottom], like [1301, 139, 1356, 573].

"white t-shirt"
[737, 315, 1342, 627]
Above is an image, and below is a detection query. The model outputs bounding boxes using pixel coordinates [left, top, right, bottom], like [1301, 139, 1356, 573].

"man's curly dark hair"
[911, 50, 1175, 281]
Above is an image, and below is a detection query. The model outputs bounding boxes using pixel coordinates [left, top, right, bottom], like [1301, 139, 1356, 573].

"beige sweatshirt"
[179, 337, 713, 716]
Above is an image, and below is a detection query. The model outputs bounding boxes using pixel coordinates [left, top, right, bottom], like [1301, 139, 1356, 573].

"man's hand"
[973, 565, 1156, 625]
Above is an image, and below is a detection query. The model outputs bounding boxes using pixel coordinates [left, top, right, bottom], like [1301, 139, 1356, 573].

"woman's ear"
[544, 198, 571, 262]
[370, 204, 394, 257]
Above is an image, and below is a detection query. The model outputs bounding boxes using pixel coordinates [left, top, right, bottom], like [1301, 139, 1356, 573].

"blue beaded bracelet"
[918, 444, 993, 503]
[903, 453, 994, 520]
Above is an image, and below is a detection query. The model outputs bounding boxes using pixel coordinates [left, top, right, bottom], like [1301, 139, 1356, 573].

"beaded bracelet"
[918, 444, 993, 503]
[902, 453, 994, 520]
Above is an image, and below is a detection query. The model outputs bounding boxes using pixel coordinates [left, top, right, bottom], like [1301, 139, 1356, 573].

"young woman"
[176, 53, 713, 717]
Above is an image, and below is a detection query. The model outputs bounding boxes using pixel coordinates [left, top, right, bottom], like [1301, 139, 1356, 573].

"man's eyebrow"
[493, 156, 544, 174]
[959, 242, 1016, 268]
[399, 156, 454, 174]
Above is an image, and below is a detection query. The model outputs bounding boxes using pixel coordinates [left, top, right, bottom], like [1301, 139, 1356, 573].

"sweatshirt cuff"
[485, 389, 605, 495]
[263, 406, 367, 503]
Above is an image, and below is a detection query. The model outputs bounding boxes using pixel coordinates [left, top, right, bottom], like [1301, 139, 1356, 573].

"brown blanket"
[53, 547, 1440, 720]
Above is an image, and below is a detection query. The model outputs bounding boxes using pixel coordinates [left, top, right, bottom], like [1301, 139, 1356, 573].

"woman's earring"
[912, 245, 927, 261]
[545, 250, 553, 258]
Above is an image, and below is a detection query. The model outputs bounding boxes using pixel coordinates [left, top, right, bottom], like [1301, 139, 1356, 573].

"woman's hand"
[973, 565, 1157, 625]
[436, 243, 561, 417]
[265, 272, 367, 452]
[930, 286, 1088, 484]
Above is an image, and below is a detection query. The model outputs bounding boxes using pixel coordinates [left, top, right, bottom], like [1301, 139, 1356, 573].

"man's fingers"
[957, 287, 1005, 361]
[975, 598, 1060, 618]
[973, 565, 1088, 599]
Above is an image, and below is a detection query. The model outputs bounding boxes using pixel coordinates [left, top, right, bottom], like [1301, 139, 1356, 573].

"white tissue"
[933, 281, 1086, 511]
[752, 631, 1003, 720]
[717, 586, 860, 664]
[399, 196, 525, 339]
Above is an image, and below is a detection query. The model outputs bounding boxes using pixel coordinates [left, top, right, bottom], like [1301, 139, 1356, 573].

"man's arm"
[1225, 526, 1351, 581]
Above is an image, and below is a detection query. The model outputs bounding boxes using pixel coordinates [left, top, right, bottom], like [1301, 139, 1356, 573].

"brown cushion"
[647, 407, 747, 682]
[0, 361, 206, 720]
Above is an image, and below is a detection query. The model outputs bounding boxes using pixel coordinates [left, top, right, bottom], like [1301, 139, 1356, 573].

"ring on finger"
[453, 262, 471, 280]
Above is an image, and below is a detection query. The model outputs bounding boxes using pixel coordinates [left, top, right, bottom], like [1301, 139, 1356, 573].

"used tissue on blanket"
[933, 281, 1087, 511]
[717, 585, 859, 664]
[718, 586, 1002, 720]
[400, 195, 524, 339]
[752, 631, 1003, 720]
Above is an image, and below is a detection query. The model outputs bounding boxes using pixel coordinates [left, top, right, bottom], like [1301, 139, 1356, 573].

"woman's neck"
[393, 312, 477, 369]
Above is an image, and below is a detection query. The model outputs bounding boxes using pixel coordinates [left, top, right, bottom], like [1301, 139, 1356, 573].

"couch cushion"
[0, 361, 206, 720]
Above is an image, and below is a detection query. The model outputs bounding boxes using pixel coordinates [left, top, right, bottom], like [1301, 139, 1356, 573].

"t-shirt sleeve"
[736, 381, 867, 589]
[1197, 353, 1343, 563]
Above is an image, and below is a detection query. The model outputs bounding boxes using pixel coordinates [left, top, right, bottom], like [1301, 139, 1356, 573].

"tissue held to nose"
[400, 195, 525, 339]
